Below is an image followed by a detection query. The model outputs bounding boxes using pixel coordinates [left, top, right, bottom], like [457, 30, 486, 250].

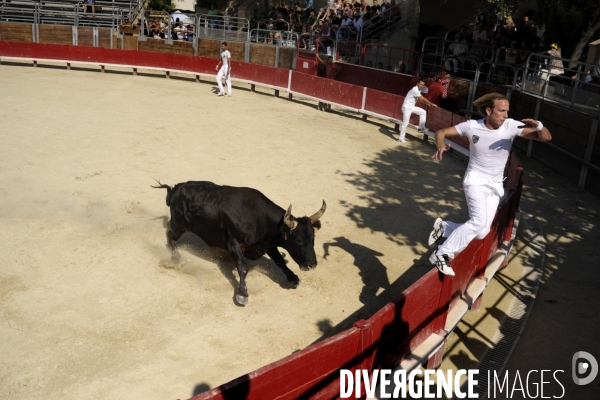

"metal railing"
[358, 0, 415, 44]
[249, 28, 297, 47]
[0, 0, 129, 28]
[520, 53, 600, 114]
[197, 14, 249, 42]
[257, 18, 290, 32]
[362, 42, 419, 74]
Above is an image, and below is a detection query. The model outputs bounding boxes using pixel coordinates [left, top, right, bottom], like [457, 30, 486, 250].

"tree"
[148, 0, 176, 12]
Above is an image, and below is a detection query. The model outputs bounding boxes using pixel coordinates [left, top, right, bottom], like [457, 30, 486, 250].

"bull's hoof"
[289, 278, 301, 289]
[235, 294, 248, 306]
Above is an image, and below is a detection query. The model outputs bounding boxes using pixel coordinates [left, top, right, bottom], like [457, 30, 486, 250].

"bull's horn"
[309, 200, 327, 224]
[284, 204, 297, 230]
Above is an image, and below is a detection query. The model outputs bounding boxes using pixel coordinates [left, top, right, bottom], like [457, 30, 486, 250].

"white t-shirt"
[220, 50, 231, 67]
[455, 118, 523, 182]
[402, 85, 422, 110]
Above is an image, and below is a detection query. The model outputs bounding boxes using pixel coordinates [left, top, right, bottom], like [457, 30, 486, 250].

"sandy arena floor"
[0, 62, 477, 400]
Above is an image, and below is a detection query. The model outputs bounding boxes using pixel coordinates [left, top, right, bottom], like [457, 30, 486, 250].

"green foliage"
[483, 0, 519, 18]
[556, 0, 600, 16]
[147, 0, 176, 12]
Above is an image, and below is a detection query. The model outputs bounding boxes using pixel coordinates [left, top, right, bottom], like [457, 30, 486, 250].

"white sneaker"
[217, 92, 225, 96]
[429, 252, 455, 276]
[227, 93, 232, 97]
[418, 128, 426, 133]
[398, 138, 406, 143]
[428, 218, 444, 247]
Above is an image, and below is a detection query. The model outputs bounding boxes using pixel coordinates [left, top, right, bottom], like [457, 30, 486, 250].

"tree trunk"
[568, 9, 600, 68]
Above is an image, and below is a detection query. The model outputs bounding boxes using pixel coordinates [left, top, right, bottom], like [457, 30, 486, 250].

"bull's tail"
[151, 178, 174, 207]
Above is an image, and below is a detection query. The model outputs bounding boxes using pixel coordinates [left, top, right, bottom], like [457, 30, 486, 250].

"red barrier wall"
[364, 88, 401, 119]
[333, 63, 416, 96]
[290, 71, 326, 99]
[321, 80, 363, 110]
[0, 41, 525, 400]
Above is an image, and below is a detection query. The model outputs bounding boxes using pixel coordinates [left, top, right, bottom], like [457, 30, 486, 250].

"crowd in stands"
[246, 0, 402, 48]
[442, 9, 600, 90]
[117, 0, 406, 48]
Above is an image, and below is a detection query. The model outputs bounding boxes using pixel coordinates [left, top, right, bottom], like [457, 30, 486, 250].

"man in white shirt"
[428, 92, 552, 276]
[215, 42, 232, 97]
[174, 21, 188, 41]
[398, 78, 437, 143]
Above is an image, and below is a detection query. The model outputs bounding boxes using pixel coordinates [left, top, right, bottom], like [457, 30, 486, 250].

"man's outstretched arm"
[432, 126, 460, 161]
[519, 118, 552, 142]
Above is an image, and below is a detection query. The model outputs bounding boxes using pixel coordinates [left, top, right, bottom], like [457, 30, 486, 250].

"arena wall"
[0, 40, 524, 399]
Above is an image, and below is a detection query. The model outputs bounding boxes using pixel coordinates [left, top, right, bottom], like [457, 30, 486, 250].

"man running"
[215, 41, 232, 97]
[428, 92, 552, 276]
[399, 78, 437, 143]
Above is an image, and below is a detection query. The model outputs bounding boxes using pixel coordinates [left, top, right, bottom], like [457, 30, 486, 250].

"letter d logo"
[572, 351, 598, 385]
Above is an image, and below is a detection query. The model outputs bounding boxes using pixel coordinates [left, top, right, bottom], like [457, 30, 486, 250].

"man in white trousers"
[428, 92, 552, 276]
[399, 78, 437, 143]
[215, 41, 232, 97]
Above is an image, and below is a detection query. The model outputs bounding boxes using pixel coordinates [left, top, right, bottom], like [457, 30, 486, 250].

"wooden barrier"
[227, 41, 245, 64]
[123, 35, 138, 51]
[138, 38, 194, 56]
[39, 25, 72, 45]
[198, 38, 220, 59]
[0, 22, 33, 42]
[98, 28, 112, 49]
[77, 27, 94, 47]
[249, 43, 276, 67]
[278, 46, 295, 70]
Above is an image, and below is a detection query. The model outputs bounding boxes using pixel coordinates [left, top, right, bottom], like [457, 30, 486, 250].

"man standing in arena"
[398, 78, 437, 143]
[215, 42, 232, 97]
[428, 93, 552, 276]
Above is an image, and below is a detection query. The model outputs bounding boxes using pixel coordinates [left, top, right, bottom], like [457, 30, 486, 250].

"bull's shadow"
[157, 218, 296, 293]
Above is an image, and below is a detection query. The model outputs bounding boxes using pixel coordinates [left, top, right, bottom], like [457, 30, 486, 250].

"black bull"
[152, 181, 326, 306]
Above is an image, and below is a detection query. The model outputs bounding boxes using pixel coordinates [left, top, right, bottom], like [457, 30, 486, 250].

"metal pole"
[579, 119, 599, 188]
[528, 98, 542, 157]
[570, 64, 583, 108]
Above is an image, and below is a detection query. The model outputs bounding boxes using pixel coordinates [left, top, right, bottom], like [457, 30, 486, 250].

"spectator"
[503, 16, 515, 33]
[333, 0, 342, 12]
[540, 42, 564, 82]
[341, 14, 352, 27]
[445, 32, 469, 74]
[376, 61, 383, 69]
[471, 22, 488, 45]
[398, 78, 437, 143]
[380, 0, 391, 13]
[489, 40, 502, 63]
[208, 5, 219, 27]
[475, 13, 488, 30]
[433, 73, 451, 109]
[503, 40, 519, 66]
[186, 25, 194, 42]
[467, 38, 487, 71]
[353, 13, 363, 31]
[322, 21, 331, 37]
[83, 0, 95, 14]
[388, 0, 401, 24]
[174, 21, 187, 41]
